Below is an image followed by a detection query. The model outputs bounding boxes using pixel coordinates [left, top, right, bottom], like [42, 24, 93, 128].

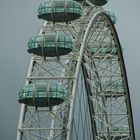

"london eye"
[17, 0, 135, 139]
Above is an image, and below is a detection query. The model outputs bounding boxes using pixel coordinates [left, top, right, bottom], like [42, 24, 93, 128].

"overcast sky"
[0, 0, 139, 139]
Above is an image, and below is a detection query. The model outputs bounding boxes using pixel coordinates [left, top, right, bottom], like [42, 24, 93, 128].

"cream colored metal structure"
[17, 1, 135, 140]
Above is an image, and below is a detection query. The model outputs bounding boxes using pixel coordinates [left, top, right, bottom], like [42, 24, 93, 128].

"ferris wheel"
[17, 0, 135, 140]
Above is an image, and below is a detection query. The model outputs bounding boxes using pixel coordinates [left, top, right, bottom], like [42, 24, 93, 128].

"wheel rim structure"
[17, 1, 135, 140]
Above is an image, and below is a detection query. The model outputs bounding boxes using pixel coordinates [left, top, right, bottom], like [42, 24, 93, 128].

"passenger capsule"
[97, 80, 124, 98]
[18, 83, 67, 107]
[106, 11, 117, 24]
[38, 0, 83, 22]
[91, 45, 117, 55]
[28, 32, 75, 57]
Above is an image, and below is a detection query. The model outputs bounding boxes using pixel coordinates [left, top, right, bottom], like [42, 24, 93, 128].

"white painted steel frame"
[17, 3, 135, 140]
[17, 5, 101, 140]
[78, 11, 135, 140]
[66, 10, 104, 140]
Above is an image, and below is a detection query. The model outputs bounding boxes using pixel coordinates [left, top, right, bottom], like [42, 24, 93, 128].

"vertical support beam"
[66, 11, 102, 140]
[82, 62, 97, 140]
[17, 57, 34, 140]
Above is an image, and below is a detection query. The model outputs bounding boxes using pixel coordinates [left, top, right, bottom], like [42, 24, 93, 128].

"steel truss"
[17, 3, 135, 140]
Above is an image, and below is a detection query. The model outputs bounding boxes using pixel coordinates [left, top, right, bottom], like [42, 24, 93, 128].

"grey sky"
[0, 0, 139, 139]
